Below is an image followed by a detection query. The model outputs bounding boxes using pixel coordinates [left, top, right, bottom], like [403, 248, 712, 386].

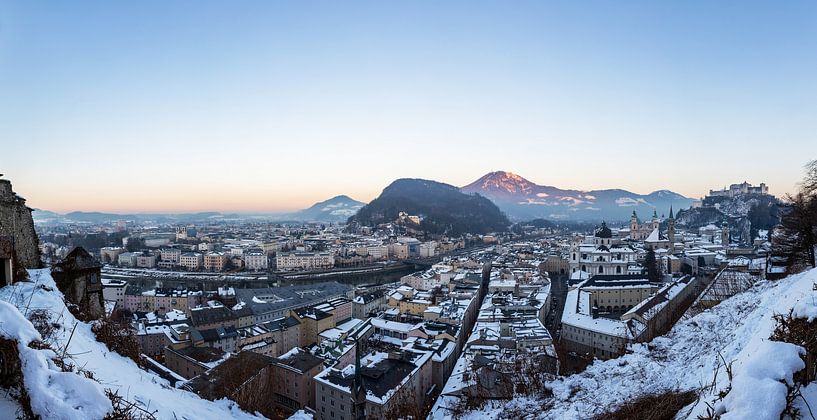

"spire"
[669, 206, 674, 219]
[352, 338, 366, 419]
[652, 209, 658, 219]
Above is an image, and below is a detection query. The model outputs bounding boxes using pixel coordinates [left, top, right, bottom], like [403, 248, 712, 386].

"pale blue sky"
[1, 1, 815, 212]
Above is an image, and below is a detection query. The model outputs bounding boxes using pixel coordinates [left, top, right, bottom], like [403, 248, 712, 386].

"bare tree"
[802, 159, 817, 197]
[774, 160, 817, 270]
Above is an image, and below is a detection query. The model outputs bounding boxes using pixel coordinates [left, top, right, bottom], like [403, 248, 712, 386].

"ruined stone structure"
[0, 236, 13, 287]
[0, 178, 40, 269]
[52, 247, 105, 319]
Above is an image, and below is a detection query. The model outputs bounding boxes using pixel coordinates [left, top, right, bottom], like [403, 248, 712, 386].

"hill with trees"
[349, 178, 509, 235]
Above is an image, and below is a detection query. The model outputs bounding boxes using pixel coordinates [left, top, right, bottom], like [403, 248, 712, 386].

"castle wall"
[0, 179, 41, 268]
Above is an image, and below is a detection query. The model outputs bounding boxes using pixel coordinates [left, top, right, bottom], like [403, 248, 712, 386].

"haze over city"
[2, 1, 816, 213]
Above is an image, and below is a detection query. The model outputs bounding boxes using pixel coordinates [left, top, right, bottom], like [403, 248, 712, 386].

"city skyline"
[2, 1, 815, 212]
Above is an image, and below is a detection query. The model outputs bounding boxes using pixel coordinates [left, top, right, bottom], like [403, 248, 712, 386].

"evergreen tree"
[645, 248, 660, 282]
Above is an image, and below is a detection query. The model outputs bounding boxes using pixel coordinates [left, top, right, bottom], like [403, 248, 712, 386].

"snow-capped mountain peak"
[290, 195, 365, 222]
[461, 171, 693, 221]
[466, 171, 537, 196]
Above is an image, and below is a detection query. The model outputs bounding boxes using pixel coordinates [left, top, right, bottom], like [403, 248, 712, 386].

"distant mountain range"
[287, 195, 365, 222]
[32, 195, 365, 225]
[350, 178, 509, 235]
[460, 171, 694, 222]
[34, 171, 698, 227]
[32, 210, 242, 224]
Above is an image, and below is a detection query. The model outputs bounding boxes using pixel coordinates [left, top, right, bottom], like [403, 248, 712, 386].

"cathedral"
[629, 210, 660, 241]
[569, 221, 638, 277]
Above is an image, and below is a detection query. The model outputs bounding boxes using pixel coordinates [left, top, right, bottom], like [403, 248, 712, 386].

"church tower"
[721, 220, 730, 246]
[667, 206, 676, 243]
[651, 209, 659, 231]
[630, 211, 638, 236]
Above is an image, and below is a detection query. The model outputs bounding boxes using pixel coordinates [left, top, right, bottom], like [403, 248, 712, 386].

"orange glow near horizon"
[1, 1, 814, 215]
[7, 169, 800, 215]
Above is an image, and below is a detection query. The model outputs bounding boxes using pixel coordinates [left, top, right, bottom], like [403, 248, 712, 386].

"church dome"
[595, 221, 612, 239]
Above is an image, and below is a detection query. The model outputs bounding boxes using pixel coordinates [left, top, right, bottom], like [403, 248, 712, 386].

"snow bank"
[717, 341, 804, 419]
[792, 294, 817, 321]
[0, 269, 262, 420]
[0, 300, 41, 343]
[288, 409, 314, 419]
[0, 300, 112, 419]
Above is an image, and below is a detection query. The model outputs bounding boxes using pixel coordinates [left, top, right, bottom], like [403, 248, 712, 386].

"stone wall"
[0, 179, 41, 268]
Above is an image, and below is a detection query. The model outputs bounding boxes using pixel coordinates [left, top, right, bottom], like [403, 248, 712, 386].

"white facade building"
[244, 252, 269, 271]
[569, 222, 637, 277]
[275, 251, 334, 271]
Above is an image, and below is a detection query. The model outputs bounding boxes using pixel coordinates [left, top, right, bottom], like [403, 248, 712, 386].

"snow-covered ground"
[0, 269, 263, 420]
[454, 268, 817, 419]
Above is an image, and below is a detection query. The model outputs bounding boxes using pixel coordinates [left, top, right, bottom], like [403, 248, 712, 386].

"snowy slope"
[457, 268, 817, 419]
[0, 269, 263, 420]
[0, 299, 111, 419]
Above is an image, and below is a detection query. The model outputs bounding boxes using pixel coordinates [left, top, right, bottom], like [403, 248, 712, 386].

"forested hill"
[349, 178, 509, 235]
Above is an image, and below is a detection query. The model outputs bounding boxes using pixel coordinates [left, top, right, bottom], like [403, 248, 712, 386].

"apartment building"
[314, 349, 433, 420]
[270, 348, 325, 414]
[99, 247, 125, 264]
[291, 307, 335, 347]
[244, 251, 269, 271]
[118, 252, 139, 267]
[276, 251, 335, 271]
[179, 252, 203, 271]
[263, 316, 301, 357]
[367, 245, 389, 260]
[102, 279, 128, 309]
[204, 252, 228, 272]
[161, 248, 181, 264]
[136, 253, 157, 268]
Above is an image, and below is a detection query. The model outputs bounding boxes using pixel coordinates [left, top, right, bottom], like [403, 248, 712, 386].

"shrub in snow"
[771, 310, 817, 384]
[590, 390, 697, 420]
[91, 311, 145, 368]
[715, 341, 805, 419]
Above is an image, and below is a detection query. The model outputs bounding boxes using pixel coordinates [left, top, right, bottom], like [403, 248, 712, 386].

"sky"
[1, 1, 816, 213]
